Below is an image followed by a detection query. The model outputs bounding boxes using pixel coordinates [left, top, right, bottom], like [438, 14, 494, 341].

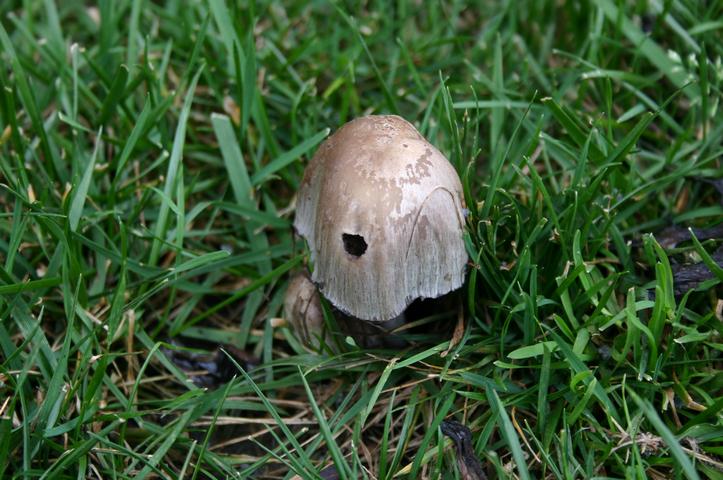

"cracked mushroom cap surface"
[294, 115, 468, 322]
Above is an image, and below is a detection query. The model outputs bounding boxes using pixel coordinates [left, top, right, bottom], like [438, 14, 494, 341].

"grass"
[0, 0, 721, 478]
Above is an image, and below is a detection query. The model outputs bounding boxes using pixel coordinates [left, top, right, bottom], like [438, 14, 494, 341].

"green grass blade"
[486, 386, 531, 480]
[148, 66, 204, 267]
[250, 128, 329, 186]
[628, 389, 701, 480]
[68, 128, 102, 232]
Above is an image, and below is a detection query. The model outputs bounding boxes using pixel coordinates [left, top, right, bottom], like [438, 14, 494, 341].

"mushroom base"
[332, 290, 462, 348]
[333, 309, 407, 348]
[284, 270, 463, 350]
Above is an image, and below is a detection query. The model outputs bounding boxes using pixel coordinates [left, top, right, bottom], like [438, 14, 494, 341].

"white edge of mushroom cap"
[294, 115, 468, 322]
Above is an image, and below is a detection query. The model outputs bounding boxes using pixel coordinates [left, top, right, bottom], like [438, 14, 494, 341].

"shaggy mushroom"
[293, 115, 468, 323]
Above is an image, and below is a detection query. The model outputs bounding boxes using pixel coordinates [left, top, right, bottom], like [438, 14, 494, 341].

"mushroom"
[283, 272, 327, 349]
[293, 115, 468, 324]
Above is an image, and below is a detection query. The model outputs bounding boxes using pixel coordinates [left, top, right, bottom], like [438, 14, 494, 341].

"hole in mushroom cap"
[342, 233, 367, 257]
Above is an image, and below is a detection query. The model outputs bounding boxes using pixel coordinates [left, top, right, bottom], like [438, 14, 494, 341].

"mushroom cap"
[283, 272, 327, 349]
[294, 115, 468, 322]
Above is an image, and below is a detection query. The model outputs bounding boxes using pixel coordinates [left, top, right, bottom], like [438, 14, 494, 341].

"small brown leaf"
[223, 96, 241, 125]
[442, 307, 465, 358]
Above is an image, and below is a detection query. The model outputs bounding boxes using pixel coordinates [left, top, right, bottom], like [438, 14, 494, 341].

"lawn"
[0, 0, 721, 478]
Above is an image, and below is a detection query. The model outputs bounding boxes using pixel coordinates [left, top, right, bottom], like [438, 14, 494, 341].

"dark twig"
[441, 420, 487, 480]
[672, 245, 723, 296]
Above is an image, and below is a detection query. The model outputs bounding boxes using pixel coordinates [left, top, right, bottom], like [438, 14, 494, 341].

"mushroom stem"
[383, 312, 405, 331]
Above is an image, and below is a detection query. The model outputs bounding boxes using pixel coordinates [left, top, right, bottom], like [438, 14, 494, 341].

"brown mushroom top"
[294, 115, 468, 322]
